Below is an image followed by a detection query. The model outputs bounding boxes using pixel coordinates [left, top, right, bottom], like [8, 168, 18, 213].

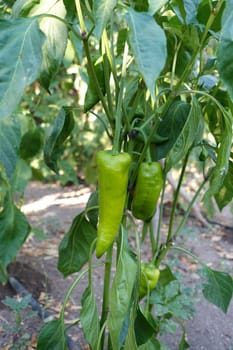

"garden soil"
[0, 181, 232, 350]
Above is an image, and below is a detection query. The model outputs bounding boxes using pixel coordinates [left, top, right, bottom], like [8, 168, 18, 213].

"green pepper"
[139, 262, 160, 298]
[131, 162, 163, 221]
[96, 150, 131, 258]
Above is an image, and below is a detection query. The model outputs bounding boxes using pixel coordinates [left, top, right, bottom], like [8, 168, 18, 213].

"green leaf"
[138, 338, 161, 350]
[0, 17, 44, 120]
[0, 164, 9, 207]
[0, 116, 21, 178]
[126, 8, 167, 99]
[29, 0, 68, 90]
[37, 319, 67, 350]
[124, 309, 138, 350]
[157, 265, 177, 287]
[80, 286, 100, 349]
[12, 0, 40, 17]
[217, 0, 233, 101]
[134, 0, 149, 12]
[63, 0, 76, 21]
[44, 107, 75, 173]
[183, 0, 200, 24]
[116, 28, 128, 57]
[165, 98, 204, 172]
[214, 161, 233, 210]
[93, 0, 117, 39]
[109, 228, 137, 350]
[204, 109, 232, 200]
[11, 159, 32, 195]
[19, 128, 43, 160]
[149, 0, 168, 15]
[135, 308, 155, 346]
[0, 195, 30, 283]
[202, 266, 233, 314]
[154, 100, 190, 160]
[69, 30, 83, 63]
[84, 56, 106, 112]
[58, 212, 97, 277]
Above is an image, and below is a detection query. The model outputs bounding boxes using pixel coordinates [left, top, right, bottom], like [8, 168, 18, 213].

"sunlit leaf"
[126, 8, 167, 99]
[93, 0, 117, 39]
[0, 17, 44, 119]
[29, 0, 68, 89]
[149, 0, 168, 15]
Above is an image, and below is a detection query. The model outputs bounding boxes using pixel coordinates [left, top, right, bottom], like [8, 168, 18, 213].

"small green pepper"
[139, 262, 160, 298]
[132, 162, 163, 221]
[96, 150, 131, 258]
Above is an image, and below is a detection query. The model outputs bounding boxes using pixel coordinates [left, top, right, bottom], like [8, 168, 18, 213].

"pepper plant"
[0, 0, 233, 349]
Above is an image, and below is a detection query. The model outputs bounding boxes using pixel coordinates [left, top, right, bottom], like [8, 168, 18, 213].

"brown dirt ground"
[0, 181, 232, 350]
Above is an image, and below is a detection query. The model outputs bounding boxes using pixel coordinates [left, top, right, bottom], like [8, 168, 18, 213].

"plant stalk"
[99, 245, 113, 350]
[166, 151, 190, 243]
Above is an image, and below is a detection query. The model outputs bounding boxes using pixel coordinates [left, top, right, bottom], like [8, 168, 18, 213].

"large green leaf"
[0, 17, 44, 120]
[0, 194, 30, 283]
[217, 0, 233, 101]
[37, 319, 67, 350]
[165, 98, 203, 172]
[80, 286, 100, 349]
[58, 212, 97, 277]
[0, 116, 21, 178]
[109, 228, 137, 350]
[29, 0, 68, 90]
[44, 107, 75, 173]
[154, 100, 190, 161]
[126, 8, 167, 99]
[12, 0, 40, 17]
[202, 266, 233, 314]
[11, 159, 32, 195]
[93, 0, 117, 39]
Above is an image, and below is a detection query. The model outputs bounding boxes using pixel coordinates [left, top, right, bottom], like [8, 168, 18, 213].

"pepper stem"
[112, 42, 129, 154]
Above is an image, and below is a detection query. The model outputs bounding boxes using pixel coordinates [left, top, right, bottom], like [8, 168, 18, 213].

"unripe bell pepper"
[139, 262, 160, 298]
[132, 162, 163, 221]
[96, 150, 131, 258]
